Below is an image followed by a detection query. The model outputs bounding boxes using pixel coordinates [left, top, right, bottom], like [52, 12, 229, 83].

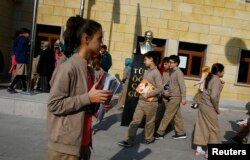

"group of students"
[46, 15, 227, 160]
[117, 52, 225, 159]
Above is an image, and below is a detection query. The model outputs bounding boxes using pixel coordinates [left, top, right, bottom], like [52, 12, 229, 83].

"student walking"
[155, 57, 171, 130]
[7, 28, 30, 93]
[193, 63, 225, 159]
[118, 51, 163, 147]
[47, 16, 112, 160]
[155, 55, 187, 140]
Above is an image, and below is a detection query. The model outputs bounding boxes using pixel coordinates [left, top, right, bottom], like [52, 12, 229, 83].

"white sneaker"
[204, 151, 208, 159]
[194, 150, 206, 156]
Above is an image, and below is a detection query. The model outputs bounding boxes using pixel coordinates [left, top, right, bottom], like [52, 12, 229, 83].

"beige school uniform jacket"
[169, 67, 186, 99]
[47, 54, 92, 156]
[200, 75, 222, 110]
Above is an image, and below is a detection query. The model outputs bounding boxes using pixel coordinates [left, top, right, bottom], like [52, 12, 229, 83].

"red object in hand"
[95, 71, 107, 89]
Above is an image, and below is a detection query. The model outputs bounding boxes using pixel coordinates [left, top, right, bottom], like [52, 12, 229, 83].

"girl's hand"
[215, 109, 220, 115]
[141, 92, 149, 99]
[88, 84, 112, 104]
[221, 80, 225, 88]
[221, 80, 225, 84]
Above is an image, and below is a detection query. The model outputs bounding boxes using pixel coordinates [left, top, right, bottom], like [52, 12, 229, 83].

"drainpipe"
[26, 0, 38, 94]
[79, 0, 85, 17]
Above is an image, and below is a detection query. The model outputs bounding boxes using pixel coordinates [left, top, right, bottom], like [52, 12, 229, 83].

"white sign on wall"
[179, 56, 188, 69]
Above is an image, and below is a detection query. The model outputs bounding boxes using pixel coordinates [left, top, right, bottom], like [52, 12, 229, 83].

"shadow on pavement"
[222, 121, 240, 144]
[110, 132, 152, 160]
[93, 98, 121, 134]
[228, 120, 240, 132]
[191, 124, 196, 150]
[93, 113, 121, 134]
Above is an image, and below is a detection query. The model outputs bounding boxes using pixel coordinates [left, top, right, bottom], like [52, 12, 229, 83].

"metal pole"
[79, 0, 85, 17]
[27, 0, 38, 93]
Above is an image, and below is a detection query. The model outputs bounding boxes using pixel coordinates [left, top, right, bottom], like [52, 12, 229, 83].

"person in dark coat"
[100, 45, 112, 72]
[37, 41, 55, 92]
[7, 28, 30, 93]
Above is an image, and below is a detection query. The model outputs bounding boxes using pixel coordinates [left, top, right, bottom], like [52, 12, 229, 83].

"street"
[0, 105, 246, 160]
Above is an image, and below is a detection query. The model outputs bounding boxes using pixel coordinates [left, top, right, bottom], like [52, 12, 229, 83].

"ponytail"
[205, 73, 213, 90]
[63, 16, 102, 57]
[63, 16, 84, 57]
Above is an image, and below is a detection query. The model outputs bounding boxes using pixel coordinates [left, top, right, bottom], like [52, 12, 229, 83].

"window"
[178, 42, 207, 78]
[237, 49, 250, 84]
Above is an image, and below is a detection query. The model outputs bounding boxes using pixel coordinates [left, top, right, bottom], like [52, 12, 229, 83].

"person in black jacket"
[37, 41, 55, 92]
[100, 45, 112, 72]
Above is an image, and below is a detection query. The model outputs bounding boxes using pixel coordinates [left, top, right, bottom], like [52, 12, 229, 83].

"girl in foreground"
[47, 16, 112, 160]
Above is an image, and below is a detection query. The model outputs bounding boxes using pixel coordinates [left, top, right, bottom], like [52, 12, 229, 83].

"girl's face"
[217, 70, 224, 78]
[88, 29, 103, 57]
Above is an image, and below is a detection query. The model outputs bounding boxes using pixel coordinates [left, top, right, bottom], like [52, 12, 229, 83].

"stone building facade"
[1, 0, 250, 105]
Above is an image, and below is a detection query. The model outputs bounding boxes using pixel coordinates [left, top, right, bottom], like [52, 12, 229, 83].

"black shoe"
[143, 139, 155, 144]
[230, 136, 243, 144]
[7, 87, 18, 94]
[22, 88, 27, 92]
[118, 141, 133, 148]
[191, 104, 199, 109]
[155, 133, 164, 140]
[172, 134, 187, 139]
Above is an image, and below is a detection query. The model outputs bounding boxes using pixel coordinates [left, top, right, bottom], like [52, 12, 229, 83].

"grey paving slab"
[0, 104, 246, 160]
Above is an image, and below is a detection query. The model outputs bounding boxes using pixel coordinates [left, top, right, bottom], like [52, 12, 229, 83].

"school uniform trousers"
[125, 100, 158, 144]
[157, 97, 185, 136]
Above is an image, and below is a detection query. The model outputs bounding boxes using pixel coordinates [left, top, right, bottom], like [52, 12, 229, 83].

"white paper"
[102, 73, 120, 94]
[98, 73, 121, 104]
[179, 56, 188, 69]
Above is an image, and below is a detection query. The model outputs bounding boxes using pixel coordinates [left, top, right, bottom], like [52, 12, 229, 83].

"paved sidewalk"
[0, 105, 247, 160]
